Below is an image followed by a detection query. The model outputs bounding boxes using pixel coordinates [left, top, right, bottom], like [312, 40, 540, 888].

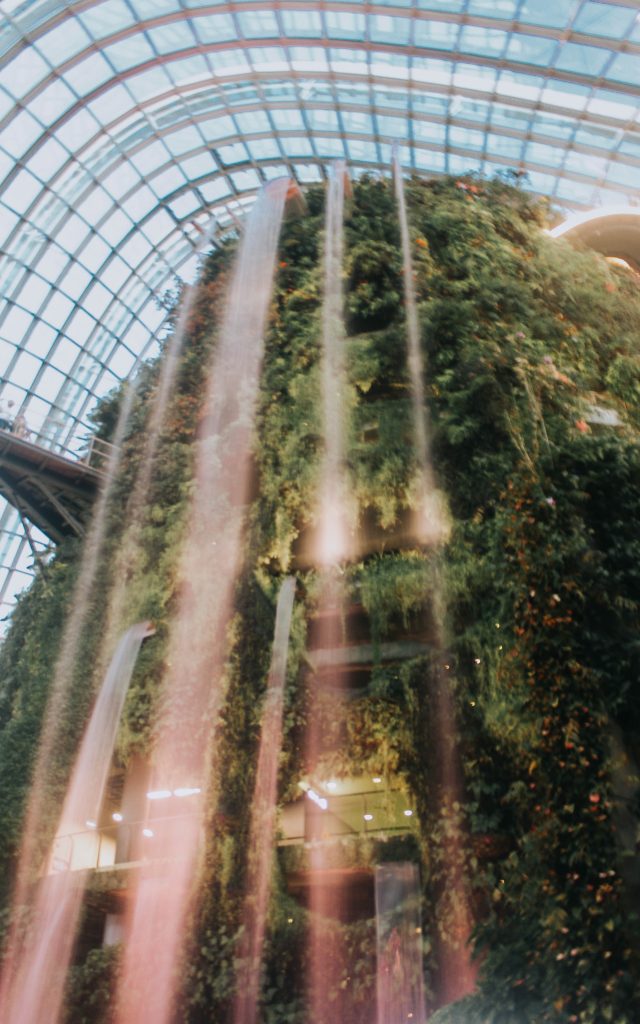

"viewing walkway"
[0, 429, 108, 544]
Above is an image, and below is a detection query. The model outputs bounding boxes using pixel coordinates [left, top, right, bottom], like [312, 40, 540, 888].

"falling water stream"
[233, 575, 297, 1024]
[393, 152, 447, 547]
[317, 160, 350, 567]
[393, 155, 476, 1006]
[307, 161, 357, 1024]
[113, 178, 290, 1024]
[1, 623, 149, 1024]
[0, 380, 140, 1019]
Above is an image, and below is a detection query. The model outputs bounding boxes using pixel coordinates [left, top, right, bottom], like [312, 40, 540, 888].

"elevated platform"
[0, 429, 104, 543]
[550, 209, 640, 272]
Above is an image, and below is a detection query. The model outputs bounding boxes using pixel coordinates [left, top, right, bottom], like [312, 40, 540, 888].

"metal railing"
[0, 421, 118, 474]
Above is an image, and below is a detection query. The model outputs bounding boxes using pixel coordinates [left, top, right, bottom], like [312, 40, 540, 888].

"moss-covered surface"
[1, 174, 640, 1022]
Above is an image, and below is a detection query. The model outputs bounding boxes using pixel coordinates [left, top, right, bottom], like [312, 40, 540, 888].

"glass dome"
[1, 0, 639, 625]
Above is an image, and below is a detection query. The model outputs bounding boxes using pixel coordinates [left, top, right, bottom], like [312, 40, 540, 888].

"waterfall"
[233, 575, 297, 1024]
[307, 161, 357, 1024]
[375, 862, 427, 1024]
[317, 159, 350, 566]
[113, 178, 290, 1024]
[1, 623, 149, 1024]
[393, 151, 448, 547]
[0, 383, 139, 1020]
[393, 152, 475, 1007]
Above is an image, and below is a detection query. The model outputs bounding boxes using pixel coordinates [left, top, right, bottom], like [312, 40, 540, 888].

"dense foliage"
[1, 173, 640, 1022]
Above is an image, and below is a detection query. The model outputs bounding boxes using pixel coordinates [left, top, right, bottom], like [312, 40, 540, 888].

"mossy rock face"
[2, 174, 640, 1023]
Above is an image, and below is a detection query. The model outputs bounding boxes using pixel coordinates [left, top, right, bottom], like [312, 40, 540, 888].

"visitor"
[0, 398, 10, 430]
[12, 411, 29, 439]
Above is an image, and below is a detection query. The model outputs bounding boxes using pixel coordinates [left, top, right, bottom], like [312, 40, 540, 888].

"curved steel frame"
[0, 0, 639, 623]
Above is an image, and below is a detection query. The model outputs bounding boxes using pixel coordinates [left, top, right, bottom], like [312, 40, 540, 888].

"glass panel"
[78, 234, 110, 272]
[270, 108, 305, 131]
[130, 0, 182, 17]
[460, 25, 507, 57]
[42, 290, 73, 328]
[281, 9, 322, 36]
[33, 78, 76, 125]
[199, 177, 232, 201]
[526, 140, 565, 168]
[148, 22, 195, 55]
[485, 132, 523, 158]
[519, 0, 574, 29]
[131, 140, 170, 174]
[199, 115, 235, 141]
[238, 10, 279, 38]
[506, 32, 557, 67]
[605, 162, 638, 188]
[325, 11, 365, 41]
[36, 18, 90, 64]
[79, 1, 136, 39]
[1, 109, 42, 157]
[347, 138, 378, 162]
[0, 47, 49, 98]
[371, 14, 411, 44]
[413, 119, 446, 144]
[573, 2, 636, 39]
[416, 0, 464, 11]
[63, 52, 112, 95]
[564, 150, 607, 178]
[376, 114, 408, 139]
[122, 184, 157, 219]
[181, 151, 215, 178]
[280, 136, 313, 156]
[17, 273, 49, 312]
[126, 66, 173, 102]
[450, 125, 485, 151]
[414, 19, 458, 50]
[105, 35, 155, 72]
[608, 53, 639, 86]
[307, 108, 340, 131]
[3, 170, 41, 213]
[27, 136, 68, 179]
[55, 107, 100, 148]
[230, 168, 260, 191]
[193, 12, 236, 43]
[166, 55, 210, 86]
[574, 125, 617, 150]
[164, 125, 202, 156]
[48, 335, 81, 373]
[67, 308, 95, 345]
[247, 137, 281, 160]
[143, 208, 174, 243]
[100, 209, 132, 245]
[2, 303, 32, 339]
[555, 42, 608, 77]
[468, 0, 518, 18]
[23, 320, 55, 357]
[56, 212, 91, 252]
[235, 110, 271, 134]
[316, 136, 346, 157]
[36, 243, 70, 283]
[217, 141, 248, 165]
[151, 165, 187, 197]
